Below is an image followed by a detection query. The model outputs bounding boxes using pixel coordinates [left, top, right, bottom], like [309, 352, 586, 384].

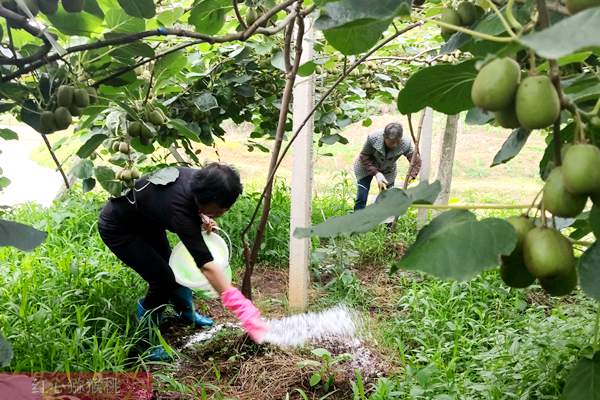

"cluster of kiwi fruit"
[354, 63, 380, 93]
[243, 3, 272, 27]
[500, 216, 577, 297]
[501, 136, 600, 295]
[126, 106, 166, 145]
[245, 7, 258, 26]
[105, 137, 139, 186]
[471, 57, 561, 130]
[439, 2, 485, 40]
[104, 137, 139, 186]
[116, 167, 140, 186]
[543, 142, 600, 218]
[40, 84, 96, 134]
[1, 0, 85, 16]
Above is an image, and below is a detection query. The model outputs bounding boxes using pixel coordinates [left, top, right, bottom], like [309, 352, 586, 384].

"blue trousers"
[354, 176, 394, 210]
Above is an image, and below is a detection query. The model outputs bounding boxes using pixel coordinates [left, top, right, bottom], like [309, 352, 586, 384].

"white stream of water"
[181, 306, 360, 349]
[262, 305, 360, 348]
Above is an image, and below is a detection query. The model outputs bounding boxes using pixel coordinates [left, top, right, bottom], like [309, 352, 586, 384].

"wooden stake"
[288, 17, 314, 312]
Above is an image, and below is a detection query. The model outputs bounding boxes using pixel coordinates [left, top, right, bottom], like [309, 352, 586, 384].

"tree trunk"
[435, 114, 459, 206]
[416, 107, 433, 228]
[241, 17, 304, 299]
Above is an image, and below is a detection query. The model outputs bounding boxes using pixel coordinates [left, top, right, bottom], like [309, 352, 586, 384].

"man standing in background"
[353, 122, 421, 210]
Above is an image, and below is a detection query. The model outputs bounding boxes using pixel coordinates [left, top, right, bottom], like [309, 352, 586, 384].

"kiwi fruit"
[69, 104, 82, 117]
[539, 265, 577, 296]
[120, 169, 132, 181]
[245, 8, 258, 26]
[523, 227, 576, 279]
[53, 106, 72, 130]
[119, 142, 131, 154]
[560, 143, 572, 162]
[56, 85, 74, 107]
[543, 167, 587, 217]
[140, 123, 153, 139]
[515, 75, 560, 129]
[128, 121, 142, 137]
[40, 110, 57, 134]
[73, 88, 90, 108]
[440, 8, 462, 35]
[506, 215, 535, 249]
[499, 216, 536, 288]
[561, 143, 600, 195]
[86, 87, 97, 104]
[494, 103, 520, 129]
[500, 255, 536, 288]
[456, 1, 478, 25]
[471, 58, 521, 111]
[147, 110, 165, 126]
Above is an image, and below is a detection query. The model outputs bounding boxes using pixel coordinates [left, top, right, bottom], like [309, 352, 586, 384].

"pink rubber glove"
[221, 288, 268, 343]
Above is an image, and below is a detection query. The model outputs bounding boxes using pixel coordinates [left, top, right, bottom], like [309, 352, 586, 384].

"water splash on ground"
[262, 305, 360, 348]
[181, 306, 361, 349]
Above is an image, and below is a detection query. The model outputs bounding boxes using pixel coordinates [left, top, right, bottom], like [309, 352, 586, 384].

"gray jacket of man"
[353, 130, 416, 184]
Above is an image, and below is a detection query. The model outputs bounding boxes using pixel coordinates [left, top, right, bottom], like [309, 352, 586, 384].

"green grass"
[1, 180, 597, 400]
[0, 194, 148, 371]
[372, 272, 596, 399]
[0, 180, 357, 372]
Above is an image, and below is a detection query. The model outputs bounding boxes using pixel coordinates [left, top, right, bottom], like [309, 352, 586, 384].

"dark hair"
[383, 123, 403, 139]
[190, 163, 243, 208]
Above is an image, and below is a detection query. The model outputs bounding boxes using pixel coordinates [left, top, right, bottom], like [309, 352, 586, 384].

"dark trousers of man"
[354, 175, 394, 210]
[97, 200, 182, 311]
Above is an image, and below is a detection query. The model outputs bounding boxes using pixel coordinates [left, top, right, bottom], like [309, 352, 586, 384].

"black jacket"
[99, 167, 213, 268]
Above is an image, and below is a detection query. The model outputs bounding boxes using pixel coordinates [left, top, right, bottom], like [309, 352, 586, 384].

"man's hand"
[375, 172, 389, 191]
[200, 213, 217, 233]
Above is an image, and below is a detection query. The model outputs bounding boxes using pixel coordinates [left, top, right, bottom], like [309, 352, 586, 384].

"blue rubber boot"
[135, 299, 171, 362]
[135, 299, 164, 325]
[170, 287, 214, 328]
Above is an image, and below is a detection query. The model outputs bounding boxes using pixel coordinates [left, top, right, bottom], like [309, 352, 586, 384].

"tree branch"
[233, 0, 248, 30]
[0, 5, 54, 66]
[40, 133, 70, 189]
[0, 5, 50, 39]
[6, 24, 18, 61]
[93, 8, 296, 87]
[1, 0, 297, 82]
[536, 0, 573, 157]
[94, 40, 202, 87]
[283, 22, 294, 73]
[241, 12, 304, 299]
[143, 66, 156, 105]
[390, 111, 426, 231]
[300, 4, 316, 16]
[403, 112, 423, 189]
[0, 42, 52, 66]
[239, 22, 424, 241]
[367, 47, 441, 65]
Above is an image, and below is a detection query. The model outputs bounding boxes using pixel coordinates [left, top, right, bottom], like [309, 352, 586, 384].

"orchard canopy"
[2, 0, 600, 395]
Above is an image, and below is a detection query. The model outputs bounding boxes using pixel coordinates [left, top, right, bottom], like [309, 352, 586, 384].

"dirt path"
[0, 118, 65, 207]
